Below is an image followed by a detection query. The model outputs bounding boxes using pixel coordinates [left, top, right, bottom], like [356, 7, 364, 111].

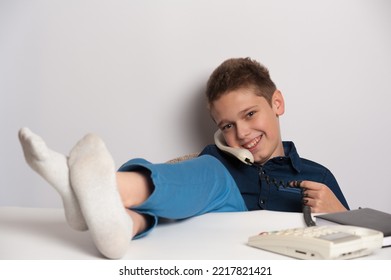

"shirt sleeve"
[321, 168, 350, 210]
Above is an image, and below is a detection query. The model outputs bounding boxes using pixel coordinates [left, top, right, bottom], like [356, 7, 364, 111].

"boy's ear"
[272, 90, 285, 116]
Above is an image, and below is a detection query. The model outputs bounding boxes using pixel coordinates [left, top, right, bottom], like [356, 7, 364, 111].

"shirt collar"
[282, 141, 302, 172]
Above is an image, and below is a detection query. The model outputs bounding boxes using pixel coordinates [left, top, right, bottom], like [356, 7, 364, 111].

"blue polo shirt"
[199, 141, 349, 212]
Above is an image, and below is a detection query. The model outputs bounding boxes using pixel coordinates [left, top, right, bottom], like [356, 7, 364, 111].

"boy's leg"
[68, 133, 134, 259]
[18, 128, 88, 231]
[118, 155, 248, 239]
[116, 171, 153, 210]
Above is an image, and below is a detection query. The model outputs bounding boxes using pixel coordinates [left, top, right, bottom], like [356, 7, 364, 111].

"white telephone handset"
[214, 130, 254, 165]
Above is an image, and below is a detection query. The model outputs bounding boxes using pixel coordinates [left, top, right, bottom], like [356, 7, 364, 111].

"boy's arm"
[289, 165, 350, 213]
[300, 180, 348, 213]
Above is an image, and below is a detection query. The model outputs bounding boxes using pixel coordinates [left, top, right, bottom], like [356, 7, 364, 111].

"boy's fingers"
[297, 180, 322, 190]
[290, 180, 303, 188]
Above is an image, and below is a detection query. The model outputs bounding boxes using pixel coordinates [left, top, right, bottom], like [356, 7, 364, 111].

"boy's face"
[210, 87, 285, 164]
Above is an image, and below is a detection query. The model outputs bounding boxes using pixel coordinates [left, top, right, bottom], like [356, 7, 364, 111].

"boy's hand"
[292, 181, 347, 213]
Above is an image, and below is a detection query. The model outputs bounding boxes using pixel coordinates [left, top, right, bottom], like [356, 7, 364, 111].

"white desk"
[0, 207, 390, 260]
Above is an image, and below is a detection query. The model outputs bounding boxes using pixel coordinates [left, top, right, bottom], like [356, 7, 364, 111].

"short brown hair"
[206, 57, 276, 106]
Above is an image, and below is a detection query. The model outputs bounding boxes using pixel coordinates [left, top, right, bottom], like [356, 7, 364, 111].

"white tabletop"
[0, 207, 390, 260]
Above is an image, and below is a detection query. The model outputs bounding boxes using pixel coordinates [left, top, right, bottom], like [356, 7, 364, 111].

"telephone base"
[248, 225, 383, 260]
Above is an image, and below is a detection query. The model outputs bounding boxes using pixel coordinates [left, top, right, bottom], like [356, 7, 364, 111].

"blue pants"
[118, 155, 247, 238]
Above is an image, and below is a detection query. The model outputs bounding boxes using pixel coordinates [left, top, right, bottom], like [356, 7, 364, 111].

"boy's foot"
[68, 133, 132, 259]
[18, 127, 88, 231]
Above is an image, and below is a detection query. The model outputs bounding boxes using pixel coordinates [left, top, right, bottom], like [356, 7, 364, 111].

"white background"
[1, 0, 390, 213]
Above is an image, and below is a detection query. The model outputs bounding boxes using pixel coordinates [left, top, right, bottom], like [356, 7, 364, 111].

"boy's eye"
[246, 111, 256, 118]
[222, 124, 233, 131]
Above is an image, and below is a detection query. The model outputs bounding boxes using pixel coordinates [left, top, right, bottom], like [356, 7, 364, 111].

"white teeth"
[243, 136, 261, 149]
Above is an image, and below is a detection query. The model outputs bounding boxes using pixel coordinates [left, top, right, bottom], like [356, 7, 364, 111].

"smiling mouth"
[242, 135, 262, 150]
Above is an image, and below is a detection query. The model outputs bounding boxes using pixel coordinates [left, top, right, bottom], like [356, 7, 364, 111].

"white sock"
[18, 127, 88, 231]
[68, 133, 133, 259]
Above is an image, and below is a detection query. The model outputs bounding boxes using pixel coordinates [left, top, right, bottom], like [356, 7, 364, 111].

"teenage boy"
[19, 57, 348, 259]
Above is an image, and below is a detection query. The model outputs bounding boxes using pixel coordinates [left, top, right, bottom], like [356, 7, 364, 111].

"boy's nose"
[236, 124, 250, 139]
